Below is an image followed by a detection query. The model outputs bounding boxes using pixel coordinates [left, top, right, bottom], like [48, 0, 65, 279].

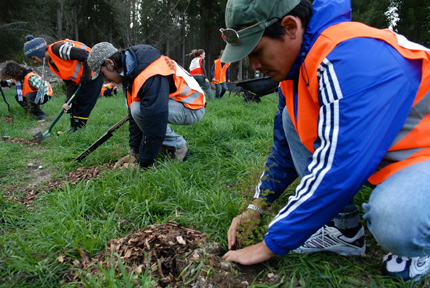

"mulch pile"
[65, 163, 114, 183]
[61, 222, 210, 287]
[59, 222, 266, 288]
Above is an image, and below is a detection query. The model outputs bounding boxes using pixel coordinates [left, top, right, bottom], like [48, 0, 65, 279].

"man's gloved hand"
[113, 149, 138, 171]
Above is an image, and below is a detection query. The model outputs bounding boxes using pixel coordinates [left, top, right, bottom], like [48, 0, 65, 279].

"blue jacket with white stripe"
[257, 0, 423, 255]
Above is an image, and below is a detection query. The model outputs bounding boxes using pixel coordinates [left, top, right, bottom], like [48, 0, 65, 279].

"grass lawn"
[0, 85, 427, 287]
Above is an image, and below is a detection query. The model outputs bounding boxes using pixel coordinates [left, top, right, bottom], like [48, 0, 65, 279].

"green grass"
[0, 87, 427, 287]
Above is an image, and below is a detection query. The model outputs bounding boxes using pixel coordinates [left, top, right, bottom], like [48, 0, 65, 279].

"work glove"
[113, 153, 138, 171]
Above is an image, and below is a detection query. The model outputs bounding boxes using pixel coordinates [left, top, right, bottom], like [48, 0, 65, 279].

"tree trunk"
[57, 0, 63, 39]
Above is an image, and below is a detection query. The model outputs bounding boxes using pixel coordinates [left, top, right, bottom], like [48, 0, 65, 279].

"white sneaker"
[382, 253, 430, 282]
[292, 224, 365, 256]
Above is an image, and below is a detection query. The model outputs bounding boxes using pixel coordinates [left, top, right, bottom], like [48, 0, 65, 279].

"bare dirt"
[2, 163, 114, 207]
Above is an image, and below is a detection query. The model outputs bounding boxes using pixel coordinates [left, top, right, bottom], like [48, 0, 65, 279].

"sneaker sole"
[293, 245, 365, 256]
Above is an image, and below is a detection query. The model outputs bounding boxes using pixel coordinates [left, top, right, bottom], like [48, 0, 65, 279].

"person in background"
[1, 60, 52, 121]
[87, 42, 206, 169]
[188, 49, 214, 100]
[23, 35, 104, 132]
[101, 82, 118, 97]
[220, 0, 430, 283]
[211, 50, 230, 99]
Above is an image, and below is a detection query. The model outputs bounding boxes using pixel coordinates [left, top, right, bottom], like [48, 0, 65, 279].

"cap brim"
[221, 29, 264, 63]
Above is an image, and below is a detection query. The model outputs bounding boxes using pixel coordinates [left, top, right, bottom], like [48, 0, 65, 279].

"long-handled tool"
[35, 84, 82, 141]
[75, 114, 130, 162]
[0, 86, 11, 113]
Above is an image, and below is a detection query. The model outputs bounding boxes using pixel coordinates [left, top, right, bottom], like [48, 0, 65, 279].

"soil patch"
[1, 116, 14, 123]
[59, 222, 278, 287]
[5, 135, 43, 146]
[2, 163, 114, 206]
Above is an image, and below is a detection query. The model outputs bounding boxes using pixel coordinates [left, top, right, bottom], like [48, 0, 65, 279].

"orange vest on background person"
[101, 83, 116, 96]
[280, 21, 430, 185]
[189, 56, 204, 75]
[129, 56, 206, 110]
[212, 59, 230, 84]
[16, 72, 53, 97]
[47, 39, 92, 84]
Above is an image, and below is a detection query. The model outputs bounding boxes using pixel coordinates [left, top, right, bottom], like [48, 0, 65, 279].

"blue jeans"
[215, 82, 227, 99]
[130, 99, 205, 149]
[282, 108, 430, 258]
[192, 75, 213, 100]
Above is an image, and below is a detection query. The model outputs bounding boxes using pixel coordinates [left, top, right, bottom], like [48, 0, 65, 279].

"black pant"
[66, 76, 104, 120]
[16, 92, 49, 118]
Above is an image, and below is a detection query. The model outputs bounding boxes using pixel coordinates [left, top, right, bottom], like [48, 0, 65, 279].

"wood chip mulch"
[60, 222, 209, 287]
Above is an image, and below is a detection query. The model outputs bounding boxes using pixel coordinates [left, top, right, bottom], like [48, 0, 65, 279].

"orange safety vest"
[47, 39, 92, 84]
[280, 22, 430, 185]
[128, 56, 206, 110]
[101, 83, 116, 96]
[16, 72, 53, 97]
[189, 56, 204, 75]
[212, 59, 230, 84]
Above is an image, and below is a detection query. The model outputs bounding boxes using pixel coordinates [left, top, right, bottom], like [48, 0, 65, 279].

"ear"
[105, 59, 115, 71]
[281, 15, 301, 39]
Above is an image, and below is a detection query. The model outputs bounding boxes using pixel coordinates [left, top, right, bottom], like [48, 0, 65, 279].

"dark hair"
[109, 51, 123, 70]
[218, 50, 224, 59]
[187, 49, 205, 57]
[1, 61, 25, 80]
[263, 0, 312, 40]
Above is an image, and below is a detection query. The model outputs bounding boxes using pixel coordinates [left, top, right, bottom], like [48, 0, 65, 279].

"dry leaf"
[176, 236, 186, 245]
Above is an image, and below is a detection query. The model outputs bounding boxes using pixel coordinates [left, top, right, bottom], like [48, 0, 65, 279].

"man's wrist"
[247, 204, 264, 215]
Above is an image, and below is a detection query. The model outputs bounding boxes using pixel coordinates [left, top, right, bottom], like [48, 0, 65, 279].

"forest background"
[1, 0, 430, 82]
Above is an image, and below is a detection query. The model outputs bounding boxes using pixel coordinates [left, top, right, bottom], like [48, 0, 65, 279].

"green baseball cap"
[88, 42, 119, 79]
[221, 0, 300, 63]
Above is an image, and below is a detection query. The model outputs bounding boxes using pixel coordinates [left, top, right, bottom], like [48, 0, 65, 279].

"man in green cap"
[221, 0, 430, 283]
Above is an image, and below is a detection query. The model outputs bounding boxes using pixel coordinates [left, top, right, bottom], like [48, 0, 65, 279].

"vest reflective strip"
[180, 85, 191, 97]
[70, 43, 85, 81]
[172, 90, 202, 104]
[389, 89, 430, 148]
[70, 62, 81, 81]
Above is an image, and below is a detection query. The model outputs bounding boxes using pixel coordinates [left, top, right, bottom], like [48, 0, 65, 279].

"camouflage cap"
[88, 42, 119, 79]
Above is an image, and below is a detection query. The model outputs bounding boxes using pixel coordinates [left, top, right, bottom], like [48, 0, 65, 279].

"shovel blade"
[42, 130, 50, 141]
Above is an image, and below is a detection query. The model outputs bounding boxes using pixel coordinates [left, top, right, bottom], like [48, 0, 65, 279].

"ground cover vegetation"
[1, 87, 429, 287]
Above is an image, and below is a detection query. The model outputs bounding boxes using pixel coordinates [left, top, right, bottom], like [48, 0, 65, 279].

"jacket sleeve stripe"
[269, 59, 343, 228]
